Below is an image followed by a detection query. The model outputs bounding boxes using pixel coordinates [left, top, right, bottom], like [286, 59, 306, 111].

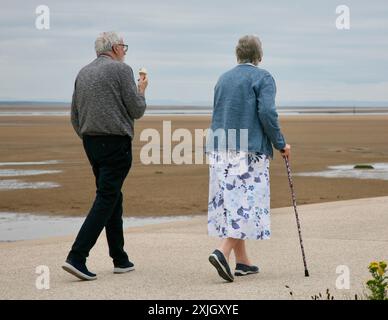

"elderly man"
[62, 31, 148, 280]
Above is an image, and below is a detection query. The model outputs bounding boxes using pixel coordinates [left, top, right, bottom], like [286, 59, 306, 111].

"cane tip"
[305, 270, 310, 277]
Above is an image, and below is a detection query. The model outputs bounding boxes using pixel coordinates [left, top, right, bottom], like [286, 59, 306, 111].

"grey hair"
[235, 35, 263, 65]
[95, 31, 122, 56]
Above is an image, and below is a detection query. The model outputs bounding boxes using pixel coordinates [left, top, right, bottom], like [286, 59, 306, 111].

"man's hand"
[280, 144, 291, 158]
[137, 76, 148, 96]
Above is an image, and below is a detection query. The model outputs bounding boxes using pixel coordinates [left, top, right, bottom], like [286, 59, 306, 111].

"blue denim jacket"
[206, 64, 286, 159]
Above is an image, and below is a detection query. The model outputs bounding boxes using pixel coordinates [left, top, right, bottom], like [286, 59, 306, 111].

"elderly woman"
[207, 35, 290, 282]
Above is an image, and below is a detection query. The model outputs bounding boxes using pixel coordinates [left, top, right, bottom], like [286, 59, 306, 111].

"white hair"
[95, 31, 122, 56]
[235, 35, 263, 65]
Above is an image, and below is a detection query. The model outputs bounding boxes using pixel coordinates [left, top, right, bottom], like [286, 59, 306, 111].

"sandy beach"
[0, 113, 388, 217]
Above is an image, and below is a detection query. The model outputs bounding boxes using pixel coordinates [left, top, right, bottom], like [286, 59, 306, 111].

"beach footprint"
[328, 148, 345, 153]
[347, 147, 371, 153]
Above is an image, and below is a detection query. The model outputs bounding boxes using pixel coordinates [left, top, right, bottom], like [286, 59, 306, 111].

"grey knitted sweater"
[71, 55, 146, 139]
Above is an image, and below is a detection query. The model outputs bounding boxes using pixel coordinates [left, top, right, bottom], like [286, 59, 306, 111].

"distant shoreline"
[1, 103, 388, 116]
[1, 100, 388, 108]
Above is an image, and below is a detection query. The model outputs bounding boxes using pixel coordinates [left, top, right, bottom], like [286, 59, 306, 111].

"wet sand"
[0, 114, 388, 217]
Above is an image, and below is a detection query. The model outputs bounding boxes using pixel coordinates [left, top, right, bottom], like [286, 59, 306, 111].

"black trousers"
[67, 135, 132, 266]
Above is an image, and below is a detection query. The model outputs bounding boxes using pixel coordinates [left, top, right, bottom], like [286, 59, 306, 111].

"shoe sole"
[62, 262, 97, 281]
[209, 254, 234, 282]
[113, 266, 135, 274]
[234, 270, 259, 276]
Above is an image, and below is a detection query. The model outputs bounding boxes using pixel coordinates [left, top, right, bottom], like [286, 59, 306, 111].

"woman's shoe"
[208, 249, 234, 282]
[234, 263, 259, 276]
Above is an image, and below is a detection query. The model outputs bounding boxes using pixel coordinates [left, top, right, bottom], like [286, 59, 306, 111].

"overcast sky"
[1, 0, 388, 105]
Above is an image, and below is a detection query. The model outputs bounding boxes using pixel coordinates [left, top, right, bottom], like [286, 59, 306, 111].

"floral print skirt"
[207, 151, 271, 240]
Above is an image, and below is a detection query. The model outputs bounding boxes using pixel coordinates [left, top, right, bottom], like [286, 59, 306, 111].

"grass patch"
[354, 164, 374, 169]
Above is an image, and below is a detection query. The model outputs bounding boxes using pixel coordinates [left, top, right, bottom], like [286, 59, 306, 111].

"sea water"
[0, 212, 194, 241]
[296, 163, 388, 181]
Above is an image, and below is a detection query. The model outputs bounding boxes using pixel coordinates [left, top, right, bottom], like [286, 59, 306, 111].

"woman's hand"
[280, 144, 291, 158]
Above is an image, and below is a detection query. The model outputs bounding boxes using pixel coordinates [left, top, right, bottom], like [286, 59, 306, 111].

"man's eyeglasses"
[115, 44, 128, 53]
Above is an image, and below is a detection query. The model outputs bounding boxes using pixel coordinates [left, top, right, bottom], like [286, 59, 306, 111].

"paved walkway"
[1, 196, 387, 299]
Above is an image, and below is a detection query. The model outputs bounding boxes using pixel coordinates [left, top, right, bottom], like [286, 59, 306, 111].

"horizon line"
[1, 100, 388, 108]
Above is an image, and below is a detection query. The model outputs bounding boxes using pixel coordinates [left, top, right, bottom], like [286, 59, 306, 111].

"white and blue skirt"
[207, 151, 271, 240]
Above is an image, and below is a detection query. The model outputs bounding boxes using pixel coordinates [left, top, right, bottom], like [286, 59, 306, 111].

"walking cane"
[282, 152, 310, 277]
